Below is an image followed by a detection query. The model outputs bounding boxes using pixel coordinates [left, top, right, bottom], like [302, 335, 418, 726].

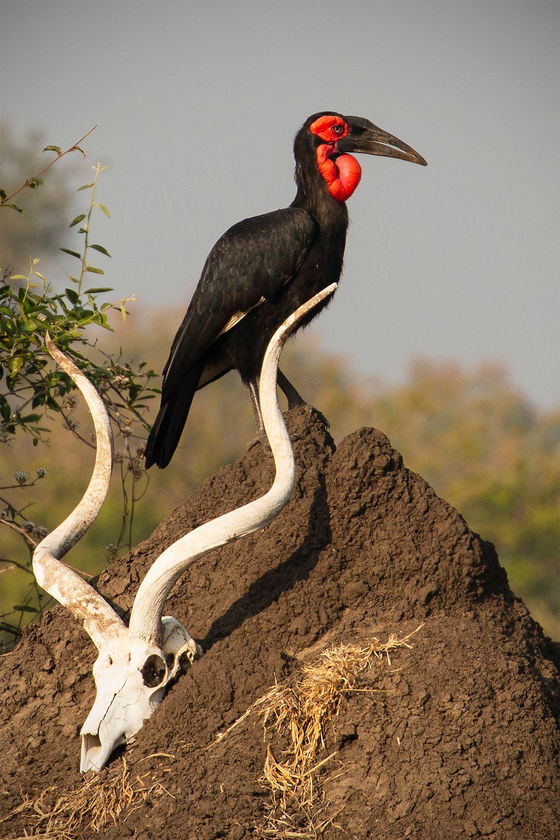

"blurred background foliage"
[0, 123, 78, 268]
[1, 129, 558, 649]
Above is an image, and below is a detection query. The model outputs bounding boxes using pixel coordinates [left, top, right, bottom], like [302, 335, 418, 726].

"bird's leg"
[277, 368, 306, 408]
[248, 378, 266, 440]
[277, 367, 330, 429]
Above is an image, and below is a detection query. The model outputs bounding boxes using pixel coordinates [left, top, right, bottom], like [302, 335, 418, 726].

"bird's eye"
[332, 124, 344, 135]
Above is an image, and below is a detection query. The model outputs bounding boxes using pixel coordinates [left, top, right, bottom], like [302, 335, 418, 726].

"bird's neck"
[291, 172, 349, 229]
[291, 144, 350, 229]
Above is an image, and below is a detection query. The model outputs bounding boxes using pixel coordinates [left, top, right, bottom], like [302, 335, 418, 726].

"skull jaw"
[80, 730, 126, 773]
[80, 678, 166, 773]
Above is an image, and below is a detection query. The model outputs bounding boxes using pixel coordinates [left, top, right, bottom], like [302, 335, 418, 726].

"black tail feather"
[144, 365, 203, 469]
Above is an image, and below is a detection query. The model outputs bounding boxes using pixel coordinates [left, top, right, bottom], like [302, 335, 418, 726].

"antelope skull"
[32, 284, 337, 772]
[79, 617, 200, 772]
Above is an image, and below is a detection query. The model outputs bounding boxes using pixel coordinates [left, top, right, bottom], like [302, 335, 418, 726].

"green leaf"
[69, 213, 86, 228]
[27, 177, 44, 190]
[89, 244, 111, 257]
[65, 288, 80, 304]
[0, 623, 22, 634]
[77, 182, 94, 191]
[96, 203, 111, 218]
[84, 287, 113, 294]
[22, 318, 45, 332]
[43, 145, 62, 155]
[12, 605, 38, 614]
[4, 203, 23, 214]
[59, 248, 81, 259]
[0, 188, 6, 201]
[9, 356, 23, 377]
[85, 266, 105, 275]
[9, 274, 28, 281]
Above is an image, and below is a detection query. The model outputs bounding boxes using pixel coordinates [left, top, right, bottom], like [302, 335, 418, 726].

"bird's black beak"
[338, 118, 427, 166]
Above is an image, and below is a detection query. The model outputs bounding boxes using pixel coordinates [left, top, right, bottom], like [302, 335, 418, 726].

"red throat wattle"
[309, 114, 362, 201]
[316, 145, 362, 202]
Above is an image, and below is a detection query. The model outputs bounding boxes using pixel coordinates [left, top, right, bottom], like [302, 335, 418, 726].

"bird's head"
[295, 111, 427, 202]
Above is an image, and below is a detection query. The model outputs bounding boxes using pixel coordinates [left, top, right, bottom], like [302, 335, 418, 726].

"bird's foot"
[307, 404, 330, 428]
[246, 431, 272, 453]
[286, 392, 306, 409]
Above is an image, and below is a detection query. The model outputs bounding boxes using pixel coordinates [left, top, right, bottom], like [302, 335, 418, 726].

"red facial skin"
[309, 115, 362, 202]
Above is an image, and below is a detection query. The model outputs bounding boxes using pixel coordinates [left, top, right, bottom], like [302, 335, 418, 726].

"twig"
[0, 126, 97, 208]
[0, 518, 37, 546]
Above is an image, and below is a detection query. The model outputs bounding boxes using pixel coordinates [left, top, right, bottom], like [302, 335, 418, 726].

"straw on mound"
[0, 757, 173, 840]
[214, 630, 419, 837]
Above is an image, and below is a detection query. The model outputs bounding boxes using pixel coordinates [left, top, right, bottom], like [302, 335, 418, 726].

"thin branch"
[0, 556, 34, 575]
[0, 482, 40, 491]
[0, 520, 93, 578]
[0, 518, 37, 546]
[0, 126, 97, 207]
[108, 384, 152, 429]
[116, 457, 130, 550]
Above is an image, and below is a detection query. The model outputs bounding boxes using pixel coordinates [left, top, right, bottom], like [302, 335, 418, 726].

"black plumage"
[145, 112, 426, 468]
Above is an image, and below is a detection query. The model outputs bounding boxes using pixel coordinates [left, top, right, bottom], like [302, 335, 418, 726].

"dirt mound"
[0, 408, 558, 840]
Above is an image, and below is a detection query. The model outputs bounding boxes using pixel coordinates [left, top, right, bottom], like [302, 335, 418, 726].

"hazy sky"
[1, 1, 558, 407]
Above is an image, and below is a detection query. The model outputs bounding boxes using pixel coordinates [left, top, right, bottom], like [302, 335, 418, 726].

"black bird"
[145, 111, 426, 468]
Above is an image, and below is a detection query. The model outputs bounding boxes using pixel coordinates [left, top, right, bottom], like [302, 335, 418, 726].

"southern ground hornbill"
[145, 111, 426, 468]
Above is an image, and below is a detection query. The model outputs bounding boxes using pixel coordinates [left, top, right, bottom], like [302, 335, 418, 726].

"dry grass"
[0, 756, 173, 840]
[215, 629, 420, 838]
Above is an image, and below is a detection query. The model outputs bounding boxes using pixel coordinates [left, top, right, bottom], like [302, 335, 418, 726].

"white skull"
[80, 618, 201, 772]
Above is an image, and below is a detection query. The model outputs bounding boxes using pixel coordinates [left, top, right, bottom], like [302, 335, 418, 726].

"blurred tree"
[0, 123, 76, 270]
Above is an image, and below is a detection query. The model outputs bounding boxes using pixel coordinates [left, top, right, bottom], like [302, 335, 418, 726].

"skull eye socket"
[141, 654, 166, 687]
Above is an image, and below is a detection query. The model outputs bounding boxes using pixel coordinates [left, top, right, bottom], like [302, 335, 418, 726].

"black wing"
[145, 207, 316, 468]
[161, 207, 316, 399]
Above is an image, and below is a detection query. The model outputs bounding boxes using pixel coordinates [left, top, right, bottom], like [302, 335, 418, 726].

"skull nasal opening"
[141, 653, 166, 687]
